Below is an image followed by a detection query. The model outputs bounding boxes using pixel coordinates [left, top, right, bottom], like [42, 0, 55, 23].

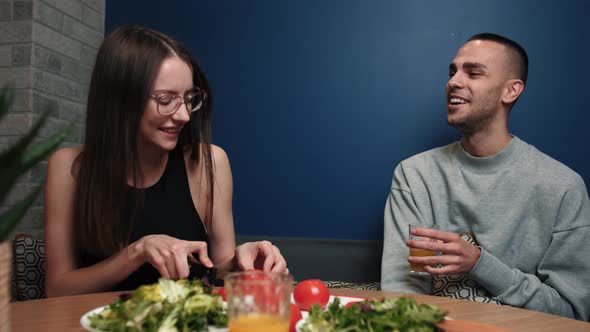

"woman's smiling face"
[138, 56, 193, 153]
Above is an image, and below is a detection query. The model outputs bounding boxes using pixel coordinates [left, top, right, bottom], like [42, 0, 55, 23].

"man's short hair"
[468, 33, 528, 84]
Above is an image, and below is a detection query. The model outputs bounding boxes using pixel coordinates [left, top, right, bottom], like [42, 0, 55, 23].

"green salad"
[88, 279, 227, 332]
[299, 297, 447, 332]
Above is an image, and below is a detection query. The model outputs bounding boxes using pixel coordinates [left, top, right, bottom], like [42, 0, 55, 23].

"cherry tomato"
[293, 279, 330, 311]
[212, 287, 226, 301]
[289, 303, 303, 332]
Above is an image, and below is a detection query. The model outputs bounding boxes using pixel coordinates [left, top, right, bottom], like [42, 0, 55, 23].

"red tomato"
[212, 287, 226, 301]
[289, 303, 303, 332]
[293, 279, 330, 311]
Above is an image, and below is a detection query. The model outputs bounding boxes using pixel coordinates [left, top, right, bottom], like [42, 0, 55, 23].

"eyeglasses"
[150, 86, 208, 116]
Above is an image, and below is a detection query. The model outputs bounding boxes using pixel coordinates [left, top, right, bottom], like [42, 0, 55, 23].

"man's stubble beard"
[447, 89, 503, 136]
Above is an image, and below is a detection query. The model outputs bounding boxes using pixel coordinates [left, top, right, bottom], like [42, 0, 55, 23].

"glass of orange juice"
[409, 223, 440, 273]
[225, 270, 293, 332]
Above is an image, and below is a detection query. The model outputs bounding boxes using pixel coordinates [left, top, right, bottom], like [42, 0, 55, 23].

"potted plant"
[0, 87, 72, 330]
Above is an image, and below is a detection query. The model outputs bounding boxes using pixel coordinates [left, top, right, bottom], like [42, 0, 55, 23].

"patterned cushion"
[12, 234, 46, 301]
[323, 280, 381, 291]
[431, 232, 500, 304]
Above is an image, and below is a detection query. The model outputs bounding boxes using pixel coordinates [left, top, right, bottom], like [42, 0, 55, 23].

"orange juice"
[228, 314, 289, 332]
[409, 248, 436, 272]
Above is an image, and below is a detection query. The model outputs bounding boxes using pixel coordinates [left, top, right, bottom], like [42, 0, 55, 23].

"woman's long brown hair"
[73, 26, 215, 259]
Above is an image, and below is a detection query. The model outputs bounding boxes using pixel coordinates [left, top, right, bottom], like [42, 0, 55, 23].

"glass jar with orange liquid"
[408, 224, 440, 273]
[225, 270, 293, 332]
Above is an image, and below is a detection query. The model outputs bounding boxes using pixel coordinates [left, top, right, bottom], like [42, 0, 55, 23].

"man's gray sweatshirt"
[381, 136, 590, 320]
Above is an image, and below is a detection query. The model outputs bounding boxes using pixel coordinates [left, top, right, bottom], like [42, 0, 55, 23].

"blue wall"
[106, 1, 590, 240]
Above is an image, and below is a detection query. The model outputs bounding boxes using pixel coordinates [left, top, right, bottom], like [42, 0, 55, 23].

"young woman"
[44, 26, 287, 296]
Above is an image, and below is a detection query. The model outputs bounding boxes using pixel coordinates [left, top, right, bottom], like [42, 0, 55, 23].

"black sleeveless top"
[79, 146, 209, 291]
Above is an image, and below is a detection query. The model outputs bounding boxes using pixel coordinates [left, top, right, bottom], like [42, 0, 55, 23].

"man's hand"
[406, 228, 481, 275]
[235, 241, 288, 274]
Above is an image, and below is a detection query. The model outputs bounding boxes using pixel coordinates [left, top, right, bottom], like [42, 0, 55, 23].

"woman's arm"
[44, 148, 214, 297]
[194, 145, 287, 274]
[194, 145, 236, 270]
[44, 147, 145, 296]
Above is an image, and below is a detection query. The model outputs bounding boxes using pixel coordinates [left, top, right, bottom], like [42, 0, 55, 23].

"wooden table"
[10, 288, 590, 331]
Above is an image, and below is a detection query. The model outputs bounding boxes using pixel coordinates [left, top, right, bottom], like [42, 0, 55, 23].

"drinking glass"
[409, 223, 440, 273]
[225, 270, 293, 332]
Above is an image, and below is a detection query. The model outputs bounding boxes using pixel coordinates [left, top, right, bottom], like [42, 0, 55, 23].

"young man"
[381, 33, 590, 320]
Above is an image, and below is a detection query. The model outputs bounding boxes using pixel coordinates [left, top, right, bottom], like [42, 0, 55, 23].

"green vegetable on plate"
[299, 296, 447, 332]
[88, 279, 227, 332]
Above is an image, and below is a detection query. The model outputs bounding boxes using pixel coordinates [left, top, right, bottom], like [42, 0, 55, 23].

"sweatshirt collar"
[455, 136, 525, 174]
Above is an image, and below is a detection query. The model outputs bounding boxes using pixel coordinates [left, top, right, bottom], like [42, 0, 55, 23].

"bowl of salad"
[296, 296, 447, 332]
[81, 279, 227, 332]
[81, 278, 449, 332]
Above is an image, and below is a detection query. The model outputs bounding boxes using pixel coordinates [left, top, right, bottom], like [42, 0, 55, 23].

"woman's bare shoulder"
[47, 146, 83, 176]
[184, 144, 230, 167]
[210, 144, 229, 165]
[49, 146, 82, 163]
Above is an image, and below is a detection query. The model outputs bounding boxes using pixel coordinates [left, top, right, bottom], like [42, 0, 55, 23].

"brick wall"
[0, 0, 105, 239]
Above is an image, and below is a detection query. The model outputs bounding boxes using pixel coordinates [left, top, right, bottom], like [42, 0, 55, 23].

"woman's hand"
[235, 241, 288, 274]
[133, 235, 214, 279]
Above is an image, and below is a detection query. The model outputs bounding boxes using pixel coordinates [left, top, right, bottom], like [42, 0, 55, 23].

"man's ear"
[502, 79, 525, 104]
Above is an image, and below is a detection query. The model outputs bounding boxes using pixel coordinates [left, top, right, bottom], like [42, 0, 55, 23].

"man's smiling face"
[446, 40, 511, 134]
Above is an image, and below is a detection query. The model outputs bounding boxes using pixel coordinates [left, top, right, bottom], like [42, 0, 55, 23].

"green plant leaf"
[0, 119, 73, 206]
[0, 107, 51, 204]
[0, 86, 74, 239]
[21, 120, 74, 167]
[0, 87, 15, 122]
[0, 186, 41, 241]
[0, 111, 50, 171]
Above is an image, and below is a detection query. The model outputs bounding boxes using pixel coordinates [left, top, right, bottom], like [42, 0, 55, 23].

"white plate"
[295, 295, 366, 331]
[295, 300, 455, 332]
[81, 295, 365, 331]
[80, 305, 228, 332]
[296, 295, 365, 319]
[80, 306, 107, 332]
